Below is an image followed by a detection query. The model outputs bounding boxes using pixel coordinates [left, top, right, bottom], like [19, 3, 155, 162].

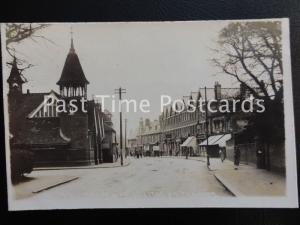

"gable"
[28, 91, 60, 118]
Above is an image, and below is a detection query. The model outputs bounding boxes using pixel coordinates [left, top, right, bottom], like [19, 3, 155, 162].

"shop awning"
[180, 136, 197, 149]
[199, 134, 231, 147]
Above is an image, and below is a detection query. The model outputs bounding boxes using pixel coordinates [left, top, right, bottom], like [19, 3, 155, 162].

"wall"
[269, 142, 285, 173]
[60, 113, 92, 165]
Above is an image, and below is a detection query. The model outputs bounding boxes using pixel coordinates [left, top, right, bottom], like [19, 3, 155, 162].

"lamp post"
[125, 118, 127, 158]
[205, 87, 210, 167]
[115, 87, 126, 166]
[196, 120, 201, 157]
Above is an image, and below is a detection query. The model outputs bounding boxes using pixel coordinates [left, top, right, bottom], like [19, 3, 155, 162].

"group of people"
[129, 149, 143, 158]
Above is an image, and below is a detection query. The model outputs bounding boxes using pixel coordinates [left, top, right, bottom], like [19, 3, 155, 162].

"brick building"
[136, 81, 285, 172]
[7, 37, 117, 167]
[158, 83, 242, 157]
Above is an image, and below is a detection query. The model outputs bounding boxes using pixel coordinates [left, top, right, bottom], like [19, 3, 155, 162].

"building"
[101, 110, 118, 162]
[137, 80, 285, 172]
[137, 118, 162, 156]
[136, 82, 251, 157]
[159, 82, 243, 157]
[7, 37, 117, 167]
[127, 138, 137, 155]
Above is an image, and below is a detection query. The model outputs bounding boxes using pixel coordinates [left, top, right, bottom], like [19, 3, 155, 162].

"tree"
[6, 24, 49, 180]
[212, 21, 283, 102]
[6, 23, 50, 71]
[212, 21, 285, 143]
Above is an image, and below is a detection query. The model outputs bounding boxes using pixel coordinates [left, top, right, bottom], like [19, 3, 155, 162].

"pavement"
[34, 158, 131, 171]
[13, 175, 79, 200]
[162, 155, 286, 196]
[206, 157, 285, 196]
[13, 158, 130, 200]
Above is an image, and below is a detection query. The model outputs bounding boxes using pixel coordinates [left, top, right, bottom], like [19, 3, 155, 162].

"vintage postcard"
[1, 19, 298, 209]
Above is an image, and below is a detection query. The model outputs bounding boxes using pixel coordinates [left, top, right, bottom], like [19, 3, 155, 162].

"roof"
[12, 91, 70, 146]
[7, 57, 26, 84]
[14, 90, 60, 120]
[14, 119, 70, 146]
[57, 39, 89, 86]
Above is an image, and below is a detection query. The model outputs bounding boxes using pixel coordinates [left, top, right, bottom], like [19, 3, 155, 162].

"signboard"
[153, 145, 160, 151]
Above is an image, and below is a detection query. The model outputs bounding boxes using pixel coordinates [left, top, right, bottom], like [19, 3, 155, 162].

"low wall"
[33, 148, 95, 167]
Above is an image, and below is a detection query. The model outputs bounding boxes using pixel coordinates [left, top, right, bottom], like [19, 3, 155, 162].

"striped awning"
[199, 134, 231, 147]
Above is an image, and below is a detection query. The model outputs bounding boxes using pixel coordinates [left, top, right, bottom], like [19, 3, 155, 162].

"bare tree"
[5, 23, 50, 71]
[212, 21, 283, 102]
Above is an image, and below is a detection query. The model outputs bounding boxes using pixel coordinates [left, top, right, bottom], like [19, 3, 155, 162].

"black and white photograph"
[1, 19, 298, 209]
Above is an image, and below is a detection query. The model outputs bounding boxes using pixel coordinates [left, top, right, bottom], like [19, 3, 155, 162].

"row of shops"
[131, 82, 285, 173]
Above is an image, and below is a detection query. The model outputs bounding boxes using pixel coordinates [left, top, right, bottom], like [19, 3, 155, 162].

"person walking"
[234, 145, 240, 170]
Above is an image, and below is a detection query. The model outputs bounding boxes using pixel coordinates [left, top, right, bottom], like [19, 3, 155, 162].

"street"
[11, 157, 231, 209]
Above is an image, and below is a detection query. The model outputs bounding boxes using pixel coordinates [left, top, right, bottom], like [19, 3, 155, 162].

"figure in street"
[234, 145, 240, 170]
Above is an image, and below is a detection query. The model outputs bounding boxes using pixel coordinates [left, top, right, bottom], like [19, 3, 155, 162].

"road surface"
[11, 157, 231, 209]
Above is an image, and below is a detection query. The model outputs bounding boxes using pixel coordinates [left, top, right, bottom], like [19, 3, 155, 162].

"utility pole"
[125, 118, 127, 158]
[205, 87, 210, 167]
[115, 87, 126, 166]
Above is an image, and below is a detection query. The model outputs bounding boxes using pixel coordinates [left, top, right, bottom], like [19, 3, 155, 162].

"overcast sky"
[3, 21, 238, 138]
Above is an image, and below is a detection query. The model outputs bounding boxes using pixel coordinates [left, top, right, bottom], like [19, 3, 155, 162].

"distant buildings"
[136, 81, 285, 172]
[136, 118, 162, 156]
[127, 138, 137, 155]
[137, 83, 241, 156]
[7, 37, 117, 167]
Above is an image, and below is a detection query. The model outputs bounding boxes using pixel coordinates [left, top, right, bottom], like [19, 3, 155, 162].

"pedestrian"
[256, 144, 265, 169]
[234, 145, 240, 170]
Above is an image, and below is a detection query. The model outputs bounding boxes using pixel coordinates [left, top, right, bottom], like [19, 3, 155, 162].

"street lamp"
[196, 120, 201, 157]
[196, 120, 201, 135]
[114, 87, 126, 166]
[205, 87, 210, 168]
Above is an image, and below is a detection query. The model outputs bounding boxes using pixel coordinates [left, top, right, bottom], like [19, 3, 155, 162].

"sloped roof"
[7, 57, 26, 84]
[14, 118, 70, 146]
[57, 39, 89, 86]
[12, 91, 70, 146]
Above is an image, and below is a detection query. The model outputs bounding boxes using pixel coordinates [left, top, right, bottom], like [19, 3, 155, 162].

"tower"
[7, 57, 25, 137]
[57, 33, 91, 165]
[7, 57, 25, 96]
[57, 35, 89, 98]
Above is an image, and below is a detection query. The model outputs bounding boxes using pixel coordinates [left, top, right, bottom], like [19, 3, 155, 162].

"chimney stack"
[240, 83, 246, 99]
[214, 81, 221, 100]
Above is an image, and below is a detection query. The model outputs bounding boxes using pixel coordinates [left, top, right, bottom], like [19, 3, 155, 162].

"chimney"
[214, 81, 221, 100]
[240, 83, 246, 99]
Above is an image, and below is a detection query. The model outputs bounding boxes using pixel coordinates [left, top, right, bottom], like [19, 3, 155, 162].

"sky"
[2, 21, 238, 138]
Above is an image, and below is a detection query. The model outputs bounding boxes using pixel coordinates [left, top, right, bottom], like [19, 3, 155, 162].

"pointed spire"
[7, 56, 25, 84]
[57, 28, 89, 88]
[70, 26, 75, 53]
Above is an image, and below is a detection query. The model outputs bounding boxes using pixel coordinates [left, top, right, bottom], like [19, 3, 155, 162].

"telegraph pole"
[125, 118, 127, 158]
[205, 87, 210, 167]
[115, 87, 126, 166]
